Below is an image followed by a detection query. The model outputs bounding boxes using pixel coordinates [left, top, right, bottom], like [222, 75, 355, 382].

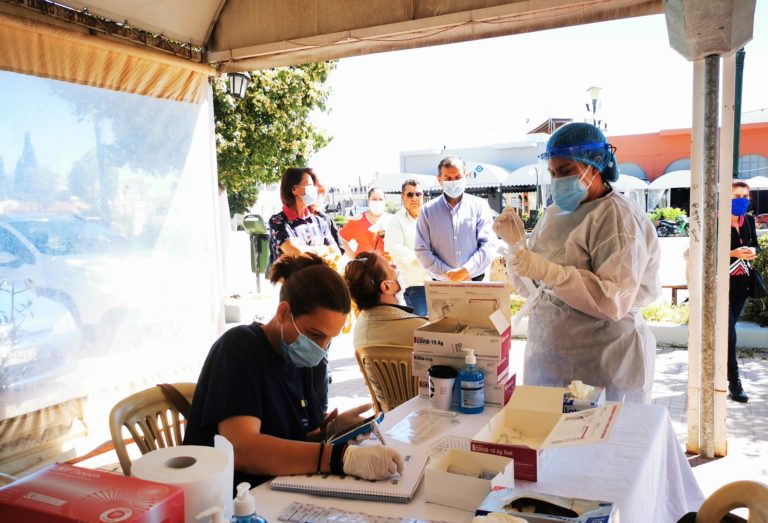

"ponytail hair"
[343, 251, 387, 311]
[269, 253, 351, 317]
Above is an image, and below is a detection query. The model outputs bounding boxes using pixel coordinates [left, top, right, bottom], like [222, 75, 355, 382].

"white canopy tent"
[614, 173, 649, 210]
[649, 169, 692, 189]
[744, 175, 768, 189]
[464, 161, 508, 189]
[504, 163, 540, 187]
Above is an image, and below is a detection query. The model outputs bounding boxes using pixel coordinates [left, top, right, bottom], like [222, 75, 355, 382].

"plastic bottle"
[196, 505, 226, 523]
[458, 348, 484, 414]
[232, 482, 268, 523]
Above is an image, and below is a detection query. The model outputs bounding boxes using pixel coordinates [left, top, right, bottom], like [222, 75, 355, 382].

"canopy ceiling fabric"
[1, 0, 664, 73]
[0, 8, 214, 103]
[648, 169, 691, 189]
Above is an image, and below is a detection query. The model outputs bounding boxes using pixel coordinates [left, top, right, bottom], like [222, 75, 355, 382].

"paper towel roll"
[132, 436, 233, 523]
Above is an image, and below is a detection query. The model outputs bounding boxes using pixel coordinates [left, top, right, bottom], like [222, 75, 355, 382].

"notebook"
[270, 452, 429, 503]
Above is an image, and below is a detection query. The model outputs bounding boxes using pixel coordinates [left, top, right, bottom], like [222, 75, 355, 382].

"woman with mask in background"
[344, 251, 427, 349]
[268, 167, 341, 264]
[339, 186, 390, 257]
[726, 180, 759, 402]
[184, 254, 403, 488]
[494, 122, 661, 403]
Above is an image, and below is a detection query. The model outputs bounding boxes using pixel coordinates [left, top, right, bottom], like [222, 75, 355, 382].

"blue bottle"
[458, 349, 484, 414]
[232, 482, 267, 523]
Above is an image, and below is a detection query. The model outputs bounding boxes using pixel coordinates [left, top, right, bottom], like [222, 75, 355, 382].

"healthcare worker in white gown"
[495, 123, 661, 403]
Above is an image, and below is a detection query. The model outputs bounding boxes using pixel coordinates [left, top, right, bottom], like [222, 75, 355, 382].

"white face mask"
[300, 185, 318, 206]
[368, 200, 386, 215]
[442, 178, 466, 198]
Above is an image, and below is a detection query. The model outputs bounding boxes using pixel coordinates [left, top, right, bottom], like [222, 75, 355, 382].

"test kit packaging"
[475, 486, 617, 523]
[413, 351, 510, 385]
[0, 463, 184, 522]
[425, 450, 515, 512]
[416, 372, 516, 407]
[563, 386, 606, 413]
[413, 282, 512, 374]
[471, 386, 622, 482]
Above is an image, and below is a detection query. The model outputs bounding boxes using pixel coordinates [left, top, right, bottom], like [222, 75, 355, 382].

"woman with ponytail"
[184, 253, 403, 488]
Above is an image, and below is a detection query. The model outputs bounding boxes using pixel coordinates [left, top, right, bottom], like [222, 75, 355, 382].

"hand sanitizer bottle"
[233, 482, 267, 523]
[458, 349, 484, 414]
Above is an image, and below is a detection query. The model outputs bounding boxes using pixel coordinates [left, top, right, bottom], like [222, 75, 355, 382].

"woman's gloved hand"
[322, 403, 372, 440]
[509, 249, 567, 287]
[493, 207, 526, 247]
[342, 445, 404, 480]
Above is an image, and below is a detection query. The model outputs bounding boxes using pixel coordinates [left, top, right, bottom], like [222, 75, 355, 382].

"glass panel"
[0, 70, 220, 418]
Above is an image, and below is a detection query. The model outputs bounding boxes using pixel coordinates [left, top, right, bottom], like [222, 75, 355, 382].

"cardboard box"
[475, 486, 617, 522]
[0, 463, 184, 522]
[563, 386, 606, 413]
[417, 372, 516, 407]
[413, 351, 509, 385]
[413, 282, 512, 367]
[471, 386, 622, 482]
[425, 450, 515, 512]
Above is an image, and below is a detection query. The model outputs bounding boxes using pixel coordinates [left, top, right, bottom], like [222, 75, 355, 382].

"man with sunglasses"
[384, 180, 430, 316]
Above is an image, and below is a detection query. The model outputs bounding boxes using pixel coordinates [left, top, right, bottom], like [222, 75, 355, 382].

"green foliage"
[384, 201, 400, 214]
[333, 215, 349, 228]
[648, 207, 687, 223]
[213, 62, 337, 215]
[743, 233, 768, 327]
[641, 303, 689, 324]
[510, 294, 526, 316]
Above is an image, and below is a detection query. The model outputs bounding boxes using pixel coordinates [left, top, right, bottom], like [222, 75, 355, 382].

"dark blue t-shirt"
[183, 323, 325, 487]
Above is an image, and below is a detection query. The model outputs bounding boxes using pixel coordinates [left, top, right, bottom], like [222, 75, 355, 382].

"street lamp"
[587, 86, 601, 126]
[227, 72, 251, 100]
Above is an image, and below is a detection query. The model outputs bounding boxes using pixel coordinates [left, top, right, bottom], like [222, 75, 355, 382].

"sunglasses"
[404, 191, 423, 198]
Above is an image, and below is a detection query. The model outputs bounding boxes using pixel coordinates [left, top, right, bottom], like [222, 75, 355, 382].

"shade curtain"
[0, 11, 214, 103]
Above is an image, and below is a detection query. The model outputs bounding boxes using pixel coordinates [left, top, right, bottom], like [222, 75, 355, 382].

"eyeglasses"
[404, 191, 423, 198]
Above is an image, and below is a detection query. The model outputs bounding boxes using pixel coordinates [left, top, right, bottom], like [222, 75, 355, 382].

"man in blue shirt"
[415, 156, 496, 281]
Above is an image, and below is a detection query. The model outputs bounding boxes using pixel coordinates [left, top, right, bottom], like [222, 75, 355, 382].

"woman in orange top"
[339, 187, 390, 257]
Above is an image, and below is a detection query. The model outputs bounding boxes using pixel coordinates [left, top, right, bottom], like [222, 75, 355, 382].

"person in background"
[495, 122, 660, 403]
[727, 180, 759, 402]
[344, 251, 427, 348]
[268, 167, 341, 263]
[310, 181, 344, 254]
[184, 254, 403, 488]
[339, 187, 390, 257]
[384, 180, 430, 316]
[415, 156, 496, 281]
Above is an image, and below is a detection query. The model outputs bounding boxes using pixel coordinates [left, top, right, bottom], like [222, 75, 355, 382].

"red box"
[0, 463, 184, 522]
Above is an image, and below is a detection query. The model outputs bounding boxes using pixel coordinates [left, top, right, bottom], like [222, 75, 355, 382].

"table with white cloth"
[251, 397, 704, 523]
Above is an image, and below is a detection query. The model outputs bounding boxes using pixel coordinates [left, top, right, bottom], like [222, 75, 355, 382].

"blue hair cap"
[540, 122, 619, 182]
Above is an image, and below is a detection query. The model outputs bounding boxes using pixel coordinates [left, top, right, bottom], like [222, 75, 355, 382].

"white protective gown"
[510, 191, 661, 403]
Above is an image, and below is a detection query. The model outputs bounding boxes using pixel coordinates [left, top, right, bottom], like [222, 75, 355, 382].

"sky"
[309, 4, 768, 187]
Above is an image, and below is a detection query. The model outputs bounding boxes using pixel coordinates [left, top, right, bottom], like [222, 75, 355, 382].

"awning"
[649, 170, 691, 189]
[614, 174, 650, 190]
[464, 162, 508, 189]
[504, 163, 540, 187]
[744, 175, 768, 189]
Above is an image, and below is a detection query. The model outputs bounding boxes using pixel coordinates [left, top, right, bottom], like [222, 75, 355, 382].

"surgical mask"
[551, 169, 593, 212]
[442, 178, 466, 199]
[368, 200, 385, 215]
[301, 185, 318, 206]
[732, 197, 749, 216]
[280, 314, 326, 368]
[383, 277, 405, 304]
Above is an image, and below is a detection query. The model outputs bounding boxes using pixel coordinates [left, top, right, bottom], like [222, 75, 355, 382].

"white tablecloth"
[252, 398, 704, 522]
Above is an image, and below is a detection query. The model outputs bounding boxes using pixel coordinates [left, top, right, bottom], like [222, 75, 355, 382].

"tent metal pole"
[700, 54, 720, 458]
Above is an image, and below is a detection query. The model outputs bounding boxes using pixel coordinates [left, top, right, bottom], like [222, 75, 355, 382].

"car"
[0, 213, 152, 331]
[0, 274, 81, 390]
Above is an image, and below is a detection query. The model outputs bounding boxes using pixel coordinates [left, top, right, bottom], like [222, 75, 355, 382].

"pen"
[370, 419, 387, 446]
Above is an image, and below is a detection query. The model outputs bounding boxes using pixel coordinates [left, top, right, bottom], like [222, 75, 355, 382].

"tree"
[213, 62, 336, 215]
[0, 155, 6, 199]
[13, 132, 39, 198]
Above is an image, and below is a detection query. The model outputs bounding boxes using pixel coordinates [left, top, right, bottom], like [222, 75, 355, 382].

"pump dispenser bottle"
[233, 482, 267, 523]
[458, 349, 484, 414]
